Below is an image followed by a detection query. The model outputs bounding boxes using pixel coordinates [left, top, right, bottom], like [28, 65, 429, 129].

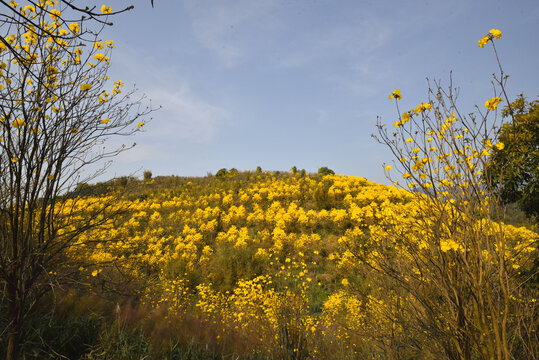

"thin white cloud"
[148, 85, 229, 143]
[182, 0, 277, 66]
[269, 15, 393, 70]
[108, 46, 229, 145]
[98, 84, 229, 178]
[180, 1, 396, 70]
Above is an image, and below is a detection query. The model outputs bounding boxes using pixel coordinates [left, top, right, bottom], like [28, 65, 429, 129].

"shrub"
[317, 167, 335, 176]
[215, 168, 228, 178]
[373, 28, 538, 359]
[143, 170, 153, 181]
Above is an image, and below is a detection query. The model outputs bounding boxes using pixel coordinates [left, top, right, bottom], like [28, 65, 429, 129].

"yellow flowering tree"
[373, 29, 538, 359]
[0, 2, 152, 359]
[0, 1, 137, 66]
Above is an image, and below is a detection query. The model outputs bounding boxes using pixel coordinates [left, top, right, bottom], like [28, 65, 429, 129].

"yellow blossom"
[69, 22, 80, 34]
[94, 53, 105, 62]
[484, 97, 503, 110]
[49, 8, 61, 20]
[478, 35, 490, 48]
[389, 89, 401, 100]
[12, 118, 26, 128]
[414, 103, 431, 113]
[101, 5, 112, 14]
[385, 165, 392, 171]
[489, 28, 502, 39]
[401, 112, 411, 123]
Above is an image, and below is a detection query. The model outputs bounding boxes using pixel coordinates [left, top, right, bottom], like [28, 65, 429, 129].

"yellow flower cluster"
[0, 0, 122, 97]
[0, 1, 133, 151]
[391, 94, 432, 127]
[101, 5, 112, 14]
[485, 96, 503, 110]
[60, 170, 537, 357]
[478, 28, 502, 47]
[388, 89, 402, 101]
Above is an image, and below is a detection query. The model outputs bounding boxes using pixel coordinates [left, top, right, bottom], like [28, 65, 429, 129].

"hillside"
[18, 170, 535, 359]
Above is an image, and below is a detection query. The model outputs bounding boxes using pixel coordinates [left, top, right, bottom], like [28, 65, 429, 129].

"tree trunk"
[6, 330, 21, 360]
[6, 315, 22, 360]
[6, 287, 23, 360]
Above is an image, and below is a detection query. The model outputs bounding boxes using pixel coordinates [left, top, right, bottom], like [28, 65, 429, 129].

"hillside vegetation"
[0, 5, 535, 357]
[8, 171, 534, 359]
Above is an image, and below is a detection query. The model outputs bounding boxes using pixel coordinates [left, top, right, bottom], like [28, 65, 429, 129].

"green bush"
[215, 168, 228, 178]
[143, 170, 153, 181]
[317, 167, 335, 176]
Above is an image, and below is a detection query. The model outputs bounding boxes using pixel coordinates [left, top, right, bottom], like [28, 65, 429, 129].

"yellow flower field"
[60, 171, 537, 358]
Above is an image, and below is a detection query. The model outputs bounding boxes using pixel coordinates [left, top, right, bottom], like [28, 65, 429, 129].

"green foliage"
[313, 178, 335, 210]
[317, 167, 335, 176]
[115, 176, 130, 188]
[487, 94, 539, 221]
[85, 323, 150, 360]
[31, 316, 102, 359]
[75, 182, 92, 195]
[0, 300, 101, 359]
[215, 168, 228, 178]
[144, 170, 153, 181]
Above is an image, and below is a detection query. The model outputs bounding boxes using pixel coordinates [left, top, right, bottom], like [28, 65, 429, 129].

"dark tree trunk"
[6, 313, 22, 360]
[7, 330, 21, 360]
[6, 286, 23, 360]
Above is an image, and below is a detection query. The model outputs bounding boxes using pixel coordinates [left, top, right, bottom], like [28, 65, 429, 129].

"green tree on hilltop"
[318, 166, 335, 176]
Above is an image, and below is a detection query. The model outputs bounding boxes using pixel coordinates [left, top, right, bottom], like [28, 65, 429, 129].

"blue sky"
[96, 0, 538, 184]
